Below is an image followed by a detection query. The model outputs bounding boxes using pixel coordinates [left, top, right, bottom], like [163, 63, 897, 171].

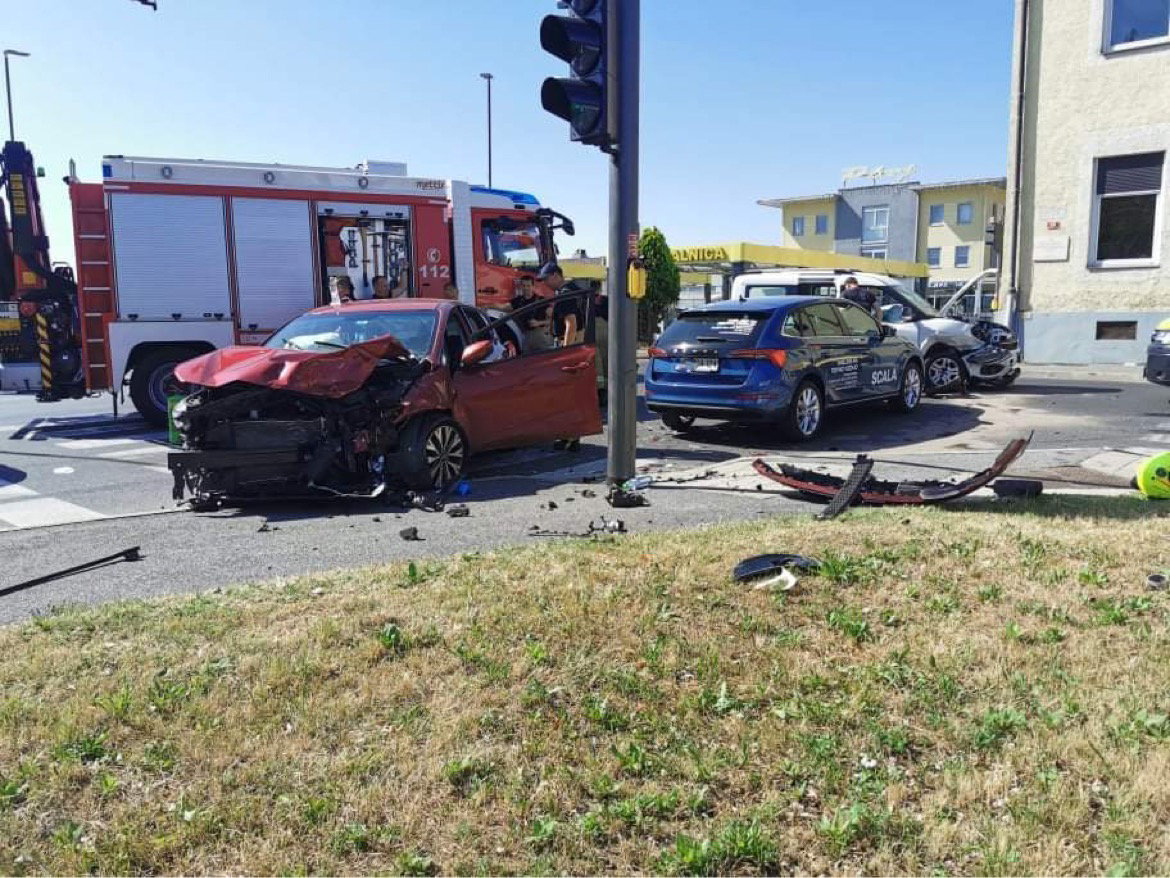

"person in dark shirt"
[538, 263, 588, 346]
[841, 276, 879, 318]
[506, 275, 552, 351]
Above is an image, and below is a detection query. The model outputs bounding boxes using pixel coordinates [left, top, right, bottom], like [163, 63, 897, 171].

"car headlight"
[1153, 330, 1170, 345]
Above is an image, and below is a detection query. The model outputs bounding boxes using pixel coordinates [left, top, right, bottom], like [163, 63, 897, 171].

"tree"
[636, 226, 680, 340]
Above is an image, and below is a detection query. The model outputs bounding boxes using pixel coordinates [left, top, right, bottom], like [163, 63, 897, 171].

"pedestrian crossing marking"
[0, 498, 106, 528]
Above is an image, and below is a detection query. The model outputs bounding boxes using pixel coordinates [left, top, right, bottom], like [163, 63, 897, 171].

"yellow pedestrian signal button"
[627, 260, 646, 299]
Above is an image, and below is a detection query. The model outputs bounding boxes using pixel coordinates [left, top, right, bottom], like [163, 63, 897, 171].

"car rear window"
[742, 284, 799, 298]
[657, 311, 772, 347]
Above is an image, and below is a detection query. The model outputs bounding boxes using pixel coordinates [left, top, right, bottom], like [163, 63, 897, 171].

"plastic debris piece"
[992, 478, 1044, 498]
[1148, 573, 1168, 591]
[399, 526, 422, 541]
[733, 554, 822, 583]
[446, 503, 470, 518]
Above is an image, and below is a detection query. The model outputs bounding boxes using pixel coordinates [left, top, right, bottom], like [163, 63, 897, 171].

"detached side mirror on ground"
[461, 339, 494, 368]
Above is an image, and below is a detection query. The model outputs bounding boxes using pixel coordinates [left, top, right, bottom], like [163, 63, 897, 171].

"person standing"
[335, 276, 356, 304]
[592, 280, 609, 405]
[841, 276, 879, 319]
[371, 275, 392, 299]
[538, 263, 588, 347]
[506, 275, 552, 351]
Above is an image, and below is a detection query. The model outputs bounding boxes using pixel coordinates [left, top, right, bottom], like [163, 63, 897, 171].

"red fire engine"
[8, 153, 578, 424]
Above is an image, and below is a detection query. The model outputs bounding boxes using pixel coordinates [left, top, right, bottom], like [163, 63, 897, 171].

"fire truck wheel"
[130, 350, 186, 427]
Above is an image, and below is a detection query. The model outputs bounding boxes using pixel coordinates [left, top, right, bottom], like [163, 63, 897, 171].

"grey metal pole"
[605, 0, 639, 489]
[480, 72, 494, 188]
[4, 54, 13, 142]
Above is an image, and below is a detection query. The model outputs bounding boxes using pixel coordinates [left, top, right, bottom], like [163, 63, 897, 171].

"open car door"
[453, 291, 602, 452]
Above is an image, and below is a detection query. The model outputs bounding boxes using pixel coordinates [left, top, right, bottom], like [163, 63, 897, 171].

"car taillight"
[730, 348, 788, 368]
[648, 347, 667, 358]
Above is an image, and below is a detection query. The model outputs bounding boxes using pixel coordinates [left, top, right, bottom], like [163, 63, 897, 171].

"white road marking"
[53, 467, 75, 475]
[0, 482, 38, 500]
[1139, 434, 1170, 447]
[0, 498, 106, 528]
[100, 444, 169, 458]
[55, 437, 142, 450]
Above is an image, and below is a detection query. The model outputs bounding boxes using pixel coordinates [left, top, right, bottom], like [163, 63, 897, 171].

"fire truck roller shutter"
[109, 193, 232, 321]
[231, 198, 316, 332]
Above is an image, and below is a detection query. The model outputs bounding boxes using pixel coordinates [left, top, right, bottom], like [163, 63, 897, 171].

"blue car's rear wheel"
[783, 379, 824, 442]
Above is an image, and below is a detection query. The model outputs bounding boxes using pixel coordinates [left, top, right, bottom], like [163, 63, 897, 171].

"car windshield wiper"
[312, 340, 347, 350]
[694, 335, 728, 343]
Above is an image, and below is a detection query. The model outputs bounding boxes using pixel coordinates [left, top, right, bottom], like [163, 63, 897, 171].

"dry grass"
[2, 496, 1169, 876]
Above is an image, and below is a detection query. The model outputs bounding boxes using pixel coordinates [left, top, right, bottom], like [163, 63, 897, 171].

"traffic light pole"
[605, 0, 638, 491]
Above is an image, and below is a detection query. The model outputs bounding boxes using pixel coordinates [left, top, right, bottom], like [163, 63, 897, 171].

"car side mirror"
[461, 339, 493, 368]
[881, 324, 897, 338]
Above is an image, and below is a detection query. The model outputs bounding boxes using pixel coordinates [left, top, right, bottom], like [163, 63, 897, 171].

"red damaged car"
[167, 295, 601, 508]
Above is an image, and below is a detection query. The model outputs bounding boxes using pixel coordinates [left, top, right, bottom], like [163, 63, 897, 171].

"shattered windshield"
[266, 311, 436, 358]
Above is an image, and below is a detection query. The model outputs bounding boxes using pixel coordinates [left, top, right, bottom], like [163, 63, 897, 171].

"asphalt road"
[0, 368, 1166, 624]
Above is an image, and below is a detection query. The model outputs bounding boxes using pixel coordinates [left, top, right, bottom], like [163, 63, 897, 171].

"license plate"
[685, 357, 719, 373]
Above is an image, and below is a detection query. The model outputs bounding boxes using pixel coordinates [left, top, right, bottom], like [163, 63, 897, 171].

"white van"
[731, 269, 1019, 391]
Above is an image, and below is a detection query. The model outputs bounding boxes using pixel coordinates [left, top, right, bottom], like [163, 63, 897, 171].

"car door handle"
[478, 287, 497, 295]
[561, 361, 591, 373]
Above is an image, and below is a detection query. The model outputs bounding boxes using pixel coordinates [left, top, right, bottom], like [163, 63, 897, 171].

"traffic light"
[540, 0, 609, 147]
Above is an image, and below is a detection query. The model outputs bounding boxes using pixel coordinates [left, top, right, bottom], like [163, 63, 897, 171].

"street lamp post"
[4, 49, 30, 142]
[479, 72, 493, 188]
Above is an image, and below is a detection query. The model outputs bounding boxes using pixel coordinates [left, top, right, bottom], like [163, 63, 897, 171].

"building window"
[791, 216, 805, 237]
[928, 204, 945, 226]
[861, 205, 889, 243]
[927, 247, 941, 267]
[815, 214, 829, 235]
[862, 247, 887, 260]
[1093, 151, 1164, 264]
[1095, 320, 1138, 340]
[955, 245, 971, 267]
[1106, 0, 1170, 49]
[957, 202, 975, 225]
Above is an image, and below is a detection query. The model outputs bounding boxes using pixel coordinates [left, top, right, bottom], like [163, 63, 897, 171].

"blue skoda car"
[645, 296, 924, 441]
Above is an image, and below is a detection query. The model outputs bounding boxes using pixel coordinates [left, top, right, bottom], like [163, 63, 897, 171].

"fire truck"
[0, 141, 86, 401]
[3, 148, 574, 424]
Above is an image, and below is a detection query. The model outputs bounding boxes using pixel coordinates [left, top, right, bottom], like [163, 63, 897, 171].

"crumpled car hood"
[174, 336, 413, 398]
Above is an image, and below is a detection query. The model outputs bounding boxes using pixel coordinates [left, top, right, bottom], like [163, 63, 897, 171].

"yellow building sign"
[671, 246, 729, 262]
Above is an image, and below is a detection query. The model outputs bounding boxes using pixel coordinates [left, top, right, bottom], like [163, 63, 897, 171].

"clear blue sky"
[9, 0, 1013, 266]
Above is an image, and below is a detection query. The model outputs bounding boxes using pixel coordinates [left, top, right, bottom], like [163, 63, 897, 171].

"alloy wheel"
[796, 385, 821, 437]
[903, 365, 923, 408]
[424, 423, 466, 487]
[927, 355, 961, 389]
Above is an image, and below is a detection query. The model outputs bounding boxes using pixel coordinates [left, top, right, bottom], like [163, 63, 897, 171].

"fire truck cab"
[67, 156, 573, 424]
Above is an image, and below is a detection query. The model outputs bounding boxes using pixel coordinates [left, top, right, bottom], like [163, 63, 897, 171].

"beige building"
[1002, 0, 1170, 364]
[763, 177, 1005, 304]
[915, 179, 1005, 287]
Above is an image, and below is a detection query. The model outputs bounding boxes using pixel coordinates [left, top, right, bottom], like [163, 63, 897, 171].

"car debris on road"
[752, 433, 1033, 508]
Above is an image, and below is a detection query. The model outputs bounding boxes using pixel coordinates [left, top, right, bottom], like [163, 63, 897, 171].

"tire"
[782, 379, 824, 442]
[129, 349, 190, 427]
[396, 414, 468, 491]
[924, 347, 967, 394]
[890, 360, 924, 413]
[661, 412, 696, 432]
